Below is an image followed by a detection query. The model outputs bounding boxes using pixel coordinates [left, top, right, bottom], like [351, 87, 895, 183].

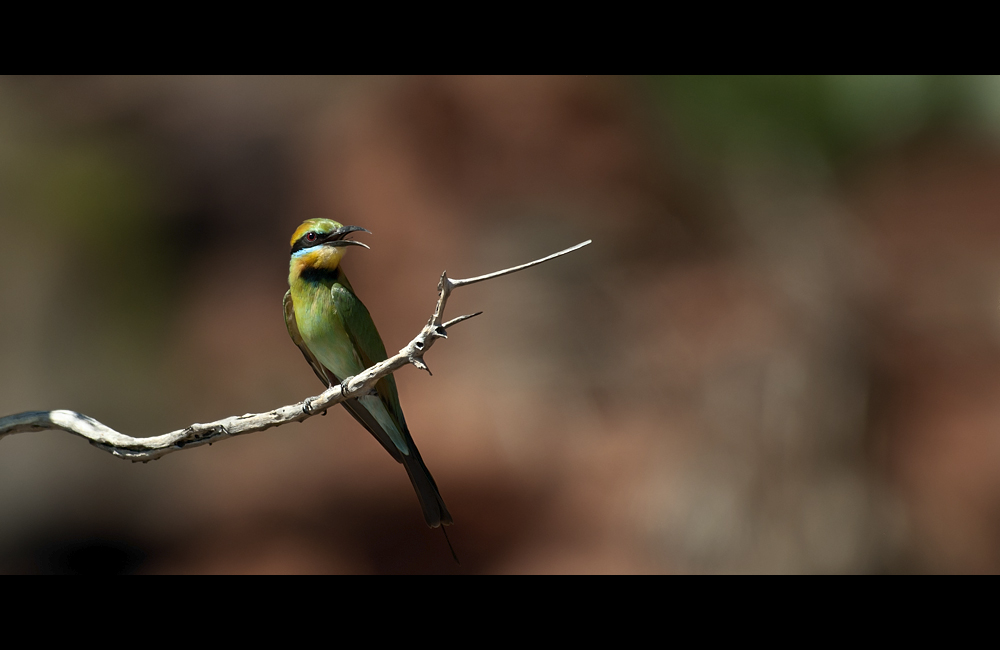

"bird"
[283, 218, 453, 530]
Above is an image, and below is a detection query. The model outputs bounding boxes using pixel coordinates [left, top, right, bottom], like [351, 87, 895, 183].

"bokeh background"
[3, 76, 1000, 573]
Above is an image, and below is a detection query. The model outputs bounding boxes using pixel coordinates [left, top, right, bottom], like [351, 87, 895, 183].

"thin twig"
[451, 240, 593, 288]
[0, 240, 592, 462]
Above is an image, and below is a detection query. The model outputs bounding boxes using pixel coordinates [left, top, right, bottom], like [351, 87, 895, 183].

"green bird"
[283, 218, 453, 529]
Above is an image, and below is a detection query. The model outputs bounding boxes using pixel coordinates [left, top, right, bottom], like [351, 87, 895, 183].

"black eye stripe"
[291, 232, 325, 254]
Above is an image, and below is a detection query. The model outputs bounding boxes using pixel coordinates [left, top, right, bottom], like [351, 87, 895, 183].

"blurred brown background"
[2, 75, 1000, 573]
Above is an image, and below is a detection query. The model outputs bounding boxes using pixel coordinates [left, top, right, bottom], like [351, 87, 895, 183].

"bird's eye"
[305, 232, 318, 243]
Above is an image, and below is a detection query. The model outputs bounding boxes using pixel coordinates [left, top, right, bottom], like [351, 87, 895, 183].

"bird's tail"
[401, 441, 453, 528]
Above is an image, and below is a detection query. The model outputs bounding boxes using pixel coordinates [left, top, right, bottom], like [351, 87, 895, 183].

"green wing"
[330, 280, 408, 435]
[325, 277, 452, 528]
[285, 289, 404, 462]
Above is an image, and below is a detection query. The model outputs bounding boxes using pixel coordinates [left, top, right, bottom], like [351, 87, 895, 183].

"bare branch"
[0, 240, 591, 462]
[451, 240, 592, 288]
[442, 312, 483, 330]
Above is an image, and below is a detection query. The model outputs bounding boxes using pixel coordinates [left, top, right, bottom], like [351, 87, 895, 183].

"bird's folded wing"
[338, 396, 404, 462]
[286, 287, 406, 463]
[331, 283, 408, 440]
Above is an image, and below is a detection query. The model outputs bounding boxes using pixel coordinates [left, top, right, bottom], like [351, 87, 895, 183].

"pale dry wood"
[0, 241, 592, 462]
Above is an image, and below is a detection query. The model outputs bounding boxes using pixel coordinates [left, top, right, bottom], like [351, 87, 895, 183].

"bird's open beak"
[325, 225, 371, 249]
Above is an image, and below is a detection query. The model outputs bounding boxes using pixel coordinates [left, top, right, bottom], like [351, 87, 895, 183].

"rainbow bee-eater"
[284, 218, 452, 529]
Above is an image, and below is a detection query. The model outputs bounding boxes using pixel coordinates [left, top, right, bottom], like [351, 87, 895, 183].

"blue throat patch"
[292, 245, 322, 258]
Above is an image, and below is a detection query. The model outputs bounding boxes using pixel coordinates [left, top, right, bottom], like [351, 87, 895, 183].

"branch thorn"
[411, 357, 432, 376]
[442, 312, 483, 330]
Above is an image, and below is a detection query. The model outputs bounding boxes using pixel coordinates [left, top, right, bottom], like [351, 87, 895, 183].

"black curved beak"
[325, 225, 371, 249]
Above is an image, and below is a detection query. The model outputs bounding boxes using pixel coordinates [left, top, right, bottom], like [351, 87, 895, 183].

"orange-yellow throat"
[289, 245, 346, 285]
